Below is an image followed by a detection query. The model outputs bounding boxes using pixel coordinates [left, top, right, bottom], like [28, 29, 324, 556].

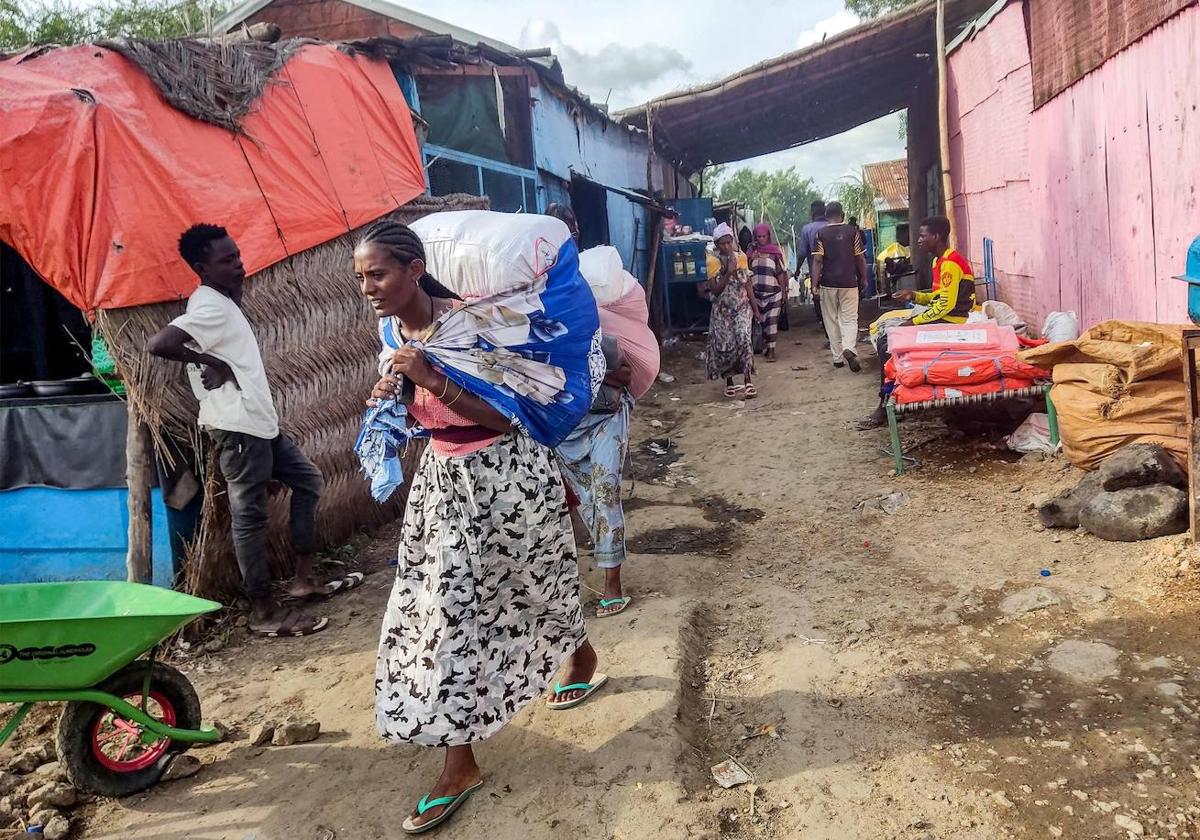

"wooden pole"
[125, 400, 153, 584]
[644, 215, 664, 336]
[936, 0, 957, 248]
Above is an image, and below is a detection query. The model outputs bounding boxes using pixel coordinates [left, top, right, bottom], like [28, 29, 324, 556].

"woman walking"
[747, 223, 789, 362]
[356, 219, 604, 834]
[705, 223, 758, 398]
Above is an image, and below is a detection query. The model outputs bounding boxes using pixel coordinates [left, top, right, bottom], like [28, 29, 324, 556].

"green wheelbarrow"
[0, 580, 222, 797]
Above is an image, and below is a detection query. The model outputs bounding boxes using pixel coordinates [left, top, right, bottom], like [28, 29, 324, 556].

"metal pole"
[936, 0, 957, 247]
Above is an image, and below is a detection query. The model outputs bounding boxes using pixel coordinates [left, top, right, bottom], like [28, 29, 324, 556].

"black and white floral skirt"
[375, 431, 586, 746]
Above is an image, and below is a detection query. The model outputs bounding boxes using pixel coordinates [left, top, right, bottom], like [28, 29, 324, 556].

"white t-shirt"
[169, 285, 279, 440]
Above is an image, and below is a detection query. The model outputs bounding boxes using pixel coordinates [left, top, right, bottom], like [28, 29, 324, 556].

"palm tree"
[828, 174, 878, 229]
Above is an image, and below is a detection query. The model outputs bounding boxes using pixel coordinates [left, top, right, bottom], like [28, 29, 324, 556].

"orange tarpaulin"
[0, 43, 426, 311]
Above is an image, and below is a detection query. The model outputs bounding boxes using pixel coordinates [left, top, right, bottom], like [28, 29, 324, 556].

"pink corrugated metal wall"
[949, 2, 1199, 329]
[947, 3, 1037, 319]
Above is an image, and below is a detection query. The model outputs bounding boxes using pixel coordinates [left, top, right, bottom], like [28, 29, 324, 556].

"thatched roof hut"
[1, 34, 485, 598]
[99, 194, 487, 599]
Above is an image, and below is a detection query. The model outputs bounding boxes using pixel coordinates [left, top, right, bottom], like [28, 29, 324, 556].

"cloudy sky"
[398, 0, 907, 186]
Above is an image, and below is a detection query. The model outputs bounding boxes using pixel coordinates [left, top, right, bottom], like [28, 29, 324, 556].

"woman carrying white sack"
[546, 204, 660, 618]
[356, 210, 609, 834]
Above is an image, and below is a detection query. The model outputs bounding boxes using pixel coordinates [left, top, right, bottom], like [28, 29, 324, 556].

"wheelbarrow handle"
[0, 702, 33, 746]
[1, 690, 221, 745]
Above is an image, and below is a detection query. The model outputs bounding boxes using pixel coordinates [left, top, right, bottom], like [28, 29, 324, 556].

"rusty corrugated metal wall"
[1029, 0, 1194, 107]
[949, 2, 1199, 328]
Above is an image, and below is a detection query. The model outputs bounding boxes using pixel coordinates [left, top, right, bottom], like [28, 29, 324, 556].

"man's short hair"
[810, 200, 826, 217]
[825, 201, 845, 220]
[178, 224, 229, 266]
[921, 216, 952, 241]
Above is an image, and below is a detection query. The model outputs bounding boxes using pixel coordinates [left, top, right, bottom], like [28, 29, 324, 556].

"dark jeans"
[208, 431, 324, 600]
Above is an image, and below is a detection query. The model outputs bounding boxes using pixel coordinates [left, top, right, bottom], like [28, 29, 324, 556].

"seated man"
[859, 215, 976, 429]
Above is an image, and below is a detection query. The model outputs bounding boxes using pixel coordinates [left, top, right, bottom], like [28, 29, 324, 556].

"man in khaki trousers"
[812, 201, 867, 372]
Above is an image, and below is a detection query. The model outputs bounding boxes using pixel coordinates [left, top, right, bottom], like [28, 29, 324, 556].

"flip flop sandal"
[744, 384, 759, 399]
[547, 673, 609, 711]
[596, 596, 632, 617]
[254, 610, 330, 638]
[402, 781, 484, 835]
[285, 572, 366, 603]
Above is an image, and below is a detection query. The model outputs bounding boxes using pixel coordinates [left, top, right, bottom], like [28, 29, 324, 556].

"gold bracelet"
[437, 377, 451, 400]
[445, 383, 464, 407]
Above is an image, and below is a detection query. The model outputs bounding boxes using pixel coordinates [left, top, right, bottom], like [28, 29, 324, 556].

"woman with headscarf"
[747, 223, 789, 362]
[704, 222, 758, 398]
[357, 219, 605, 834]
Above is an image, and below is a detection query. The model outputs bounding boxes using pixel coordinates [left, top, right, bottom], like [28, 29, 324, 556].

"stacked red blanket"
[886, 322, 1050, 406]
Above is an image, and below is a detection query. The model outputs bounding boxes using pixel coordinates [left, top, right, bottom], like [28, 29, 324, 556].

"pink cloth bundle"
[598, 286, 659, 399]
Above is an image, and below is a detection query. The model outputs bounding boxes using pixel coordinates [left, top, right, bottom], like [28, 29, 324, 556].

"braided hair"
[357, 219, 460, 300]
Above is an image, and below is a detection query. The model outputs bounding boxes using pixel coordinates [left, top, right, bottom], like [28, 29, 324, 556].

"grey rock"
[9, 744, 54, 775]
[0, 771, 18, 796]
[847, 619, 872, 634]
[161, 754, 202, 782]
[27, 781, 77, 810]
[1139, 656, 1172, 671]
[33, 761, 65, 781]
[1113, 814, 1145, 835]
[1098, 443, 1186, 491]
[1073, 585, 1111, 604]
[29, 806, 63, 830]
[272, 718, 320, 746]
[1155, 682, 1184, 699]
[1079, 485, 1188, 541]
[43, 814, 72, 840]
[1038, 472, 1104, 528]
[1047, 640, 1121, 682]
[248, 722, 275, 747]
[1000, 587, 1061, 615]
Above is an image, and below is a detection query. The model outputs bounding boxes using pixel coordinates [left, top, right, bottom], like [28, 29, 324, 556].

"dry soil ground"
[7, 308, 1200, 840]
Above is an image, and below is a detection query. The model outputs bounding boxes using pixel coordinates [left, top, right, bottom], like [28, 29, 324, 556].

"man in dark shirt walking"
[795, 201, 829, 338]
[813, 201, 867, 371]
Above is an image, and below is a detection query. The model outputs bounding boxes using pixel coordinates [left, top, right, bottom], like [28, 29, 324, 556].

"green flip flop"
[547, 672, 609, 711]
[401, 781, 484, 835]
[596, 596, 632, 617]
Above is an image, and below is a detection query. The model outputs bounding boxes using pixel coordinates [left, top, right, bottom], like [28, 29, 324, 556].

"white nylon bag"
[409, 210, 573, 299]
[1041, 310, 1080, 343]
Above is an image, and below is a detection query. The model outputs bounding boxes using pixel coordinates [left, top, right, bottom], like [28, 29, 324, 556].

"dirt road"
[78, 309, 1200, 839]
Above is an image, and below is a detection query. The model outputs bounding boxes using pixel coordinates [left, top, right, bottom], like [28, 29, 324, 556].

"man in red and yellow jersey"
[858, 216, 977, 428]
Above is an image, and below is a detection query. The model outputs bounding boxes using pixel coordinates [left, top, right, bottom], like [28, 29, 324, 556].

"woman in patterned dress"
[747, 223, 789, 362]
[355, 220, 605, 834]
[705, 223, 759, 398]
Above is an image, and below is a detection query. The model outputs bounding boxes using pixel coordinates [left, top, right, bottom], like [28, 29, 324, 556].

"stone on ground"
[1037, 471, 1103, 528]
[43, 814, 72, 840]
[248, 722, 276, 747]
[1113, 814, 1145, 835]
[1000, 587, 1061, 615]
[272, 718, 321, 746]
[1047, 640, 1121, 682]
[1079, 485, 1188, 541]
[161, 754, 203, 782]
[1098, 443, 1186, 491]
[27, 781, 78, 810]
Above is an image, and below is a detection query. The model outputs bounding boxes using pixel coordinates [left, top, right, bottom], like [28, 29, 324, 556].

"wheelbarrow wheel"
[57, 660, 202, 798]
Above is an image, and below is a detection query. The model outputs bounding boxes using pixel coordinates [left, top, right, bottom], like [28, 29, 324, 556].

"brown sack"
[1049, 374, 1188, 471]
[1018, 320, 1190, 472]
[1019, 320, 1186, 385]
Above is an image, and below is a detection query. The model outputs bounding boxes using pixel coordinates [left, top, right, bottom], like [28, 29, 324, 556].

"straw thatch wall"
[97, 193, 488, 600]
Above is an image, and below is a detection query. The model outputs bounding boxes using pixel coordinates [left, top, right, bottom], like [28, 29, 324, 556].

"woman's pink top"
[408, 384, 502, 457]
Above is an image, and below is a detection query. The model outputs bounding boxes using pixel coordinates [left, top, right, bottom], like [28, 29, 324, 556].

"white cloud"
[519, 19, 692, 110]
[795, 11, 860, 49]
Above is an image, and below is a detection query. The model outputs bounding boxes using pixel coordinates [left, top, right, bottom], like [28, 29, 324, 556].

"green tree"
[844, 0, 918, 19]
[714, 166, 822, 246]
[1, 0, 228, 50]
[829, 173, 878, 227]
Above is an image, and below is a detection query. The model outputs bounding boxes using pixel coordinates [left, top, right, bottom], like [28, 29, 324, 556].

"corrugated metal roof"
[616, 0, 995, 170]
[863, 159, 909, 212]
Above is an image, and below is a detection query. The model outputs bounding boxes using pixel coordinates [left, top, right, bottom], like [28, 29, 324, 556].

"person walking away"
[747, 223, 789, 362]
[796, 201, 830, 341]
[358, 220, 605, 834]
[813, 202, 867, 371]
[858, 215, 977, 428]
[147, 225, 352, 638]
[556, 334, 634, 617]
[704, 223, 759, 398]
